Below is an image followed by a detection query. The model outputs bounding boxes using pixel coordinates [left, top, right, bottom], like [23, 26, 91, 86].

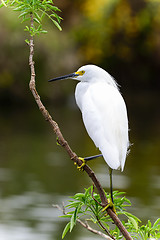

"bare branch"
[53, 204, 113, 240]
[78, 220, 113, 240]
[91, 184, 103, 207]
[96, 216, 116, 240]
[28, 14, 133, 240]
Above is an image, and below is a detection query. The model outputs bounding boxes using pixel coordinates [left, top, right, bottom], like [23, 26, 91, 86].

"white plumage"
[75, 65, 129, 171]
[49, 64, 129, 172]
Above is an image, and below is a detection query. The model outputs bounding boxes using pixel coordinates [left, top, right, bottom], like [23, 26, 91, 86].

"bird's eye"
[76, 70, 85, 76]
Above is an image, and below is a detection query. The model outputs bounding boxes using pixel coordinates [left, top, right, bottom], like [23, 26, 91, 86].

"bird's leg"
[83, 154, 103, 161]
[109, 168, 114, 204]
[102, 198, 116, 214]
[75, 154, 103, 170]
[102, 168, 117, 214]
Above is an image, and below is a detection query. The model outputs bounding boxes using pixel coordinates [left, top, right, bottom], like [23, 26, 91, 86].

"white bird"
[49, 64, 129, 202]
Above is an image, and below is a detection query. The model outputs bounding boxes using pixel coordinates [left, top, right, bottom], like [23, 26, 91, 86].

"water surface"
[0, 92, 159, 239]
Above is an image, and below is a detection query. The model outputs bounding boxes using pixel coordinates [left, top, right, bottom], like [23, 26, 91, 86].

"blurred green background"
[0, 0, 160, 239]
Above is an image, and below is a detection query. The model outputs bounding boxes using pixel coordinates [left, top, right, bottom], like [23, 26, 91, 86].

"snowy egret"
[49, 65, 129, 202]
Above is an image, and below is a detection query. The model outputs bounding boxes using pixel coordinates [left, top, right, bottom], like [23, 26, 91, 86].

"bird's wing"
[75, 81, 129, 170]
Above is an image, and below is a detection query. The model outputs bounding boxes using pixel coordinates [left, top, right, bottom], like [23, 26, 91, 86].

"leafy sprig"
[0, 0, 62, 35]
[61, 186, 160, 239]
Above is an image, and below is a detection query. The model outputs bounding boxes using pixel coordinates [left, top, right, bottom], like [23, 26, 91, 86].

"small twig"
[96, 216, 116, 240]
[53, 204, 113, 240]
[91, 185, 116, 239]
[78, 220, 113, 240]
[91, 184, 103, 207]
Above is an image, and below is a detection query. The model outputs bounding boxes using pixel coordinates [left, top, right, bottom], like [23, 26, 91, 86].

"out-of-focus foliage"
[0, 0, 160, 105]
[69, 0, 160, 90]
[75, 0, 160, 62]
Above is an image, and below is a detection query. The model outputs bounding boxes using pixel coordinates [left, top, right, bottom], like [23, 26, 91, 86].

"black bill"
[48, 72, 79, 82]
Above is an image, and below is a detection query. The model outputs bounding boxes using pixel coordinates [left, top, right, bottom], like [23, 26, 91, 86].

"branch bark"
[28, 14, 133, 240]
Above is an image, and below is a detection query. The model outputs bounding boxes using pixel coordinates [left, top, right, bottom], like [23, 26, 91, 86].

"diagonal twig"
[91, 185, 116, 239]
[53, 204, 113, 240]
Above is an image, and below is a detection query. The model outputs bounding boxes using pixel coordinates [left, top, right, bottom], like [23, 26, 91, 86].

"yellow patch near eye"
[75, 70, 85, 76]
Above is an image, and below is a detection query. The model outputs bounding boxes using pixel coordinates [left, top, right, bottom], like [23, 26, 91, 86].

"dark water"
[0, 91, 159, 240]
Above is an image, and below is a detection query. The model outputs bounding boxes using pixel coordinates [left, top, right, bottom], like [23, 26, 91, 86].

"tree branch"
[53, 204, 113, 240]
[28, 14, 133, 240]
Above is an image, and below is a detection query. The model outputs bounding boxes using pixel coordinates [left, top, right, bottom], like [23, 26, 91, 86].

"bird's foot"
[74, 154, 102, 171]
[74, 157, 86, 171]
[102, 198, 117, 215]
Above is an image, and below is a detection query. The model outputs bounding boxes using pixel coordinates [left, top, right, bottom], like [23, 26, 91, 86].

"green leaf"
[60, 214, 72, 218]
[34, 11, 41, 22]
[128, 216, 139, 231]
[51, 19, 62, 31]
[40, 11, 45, 20]
[148, 220, 152, 228]
[37, 24, 42, 31]
[52, 12, 62, 23]
[67, 202, 82, 209]
[62, 222, 70, 239]
[18, 11, 28, 19]
[74, 206, 79, 221]
[84, 186, 92, 199]
[41, 30, 47, 34]
[70, 213, 75, 232]
[13, 5, 25, 11]
[153, 218, 160, 229]
[25, 39, 30, 45]
[24, 25, 30, 32]
[73, 193, 85, 199]
[113, 191, 126, 196]
[46, 4, 61, 12]
[33, 17, 40, 24]
[50, 13, 63, 21]
[70, 206, 79, 232]
[66, 211, 75, 215]
[21, 17, 30, 23]
[124, 211, 141, 223]
[0, 0, 7, 7]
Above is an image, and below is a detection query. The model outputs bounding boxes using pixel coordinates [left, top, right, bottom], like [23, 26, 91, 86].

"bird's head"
[49, 64, 118, 88]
